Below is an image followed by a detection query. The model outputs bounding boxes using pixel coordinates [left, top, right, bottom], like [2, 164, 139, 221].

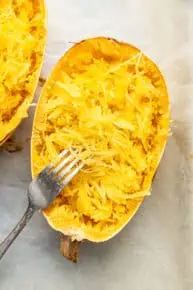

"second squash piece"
[0, 0, 46, 144]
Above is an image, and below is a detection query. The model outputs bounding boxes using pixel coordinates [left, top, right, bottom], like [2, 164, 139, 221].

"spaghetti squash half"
[0, 0, 46, 144]
[31, 37, 170, 242]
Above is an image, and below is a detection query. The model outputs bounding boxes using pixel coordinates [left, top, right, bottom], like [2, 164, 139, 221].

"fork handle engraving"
[0, 204, 35, 260]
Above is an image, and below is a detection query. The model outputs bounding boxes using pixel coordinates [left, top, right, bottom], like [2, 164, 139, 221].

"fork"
[0, 149, 83, 260]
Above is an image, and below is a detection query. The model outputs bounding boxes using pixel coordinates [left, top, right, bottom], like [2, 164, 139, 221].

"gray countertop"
[1, 0, 193, 289]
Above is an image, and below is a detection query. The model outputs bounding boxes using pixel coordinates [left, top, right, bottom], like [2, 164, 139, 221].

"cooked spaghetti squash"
[0, 0, 46, 144]
[31, 37, 170, 242]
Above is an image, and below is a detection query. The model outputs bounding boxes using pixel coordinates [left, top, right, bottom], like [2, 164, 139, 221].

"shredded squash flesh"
[0, 0, 46, 143]
[32, 38, 169, 241]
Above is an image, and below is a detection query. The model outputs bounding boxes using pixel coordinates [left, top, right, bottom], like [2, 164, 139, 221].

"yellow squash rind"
[31, 37, 170, 242]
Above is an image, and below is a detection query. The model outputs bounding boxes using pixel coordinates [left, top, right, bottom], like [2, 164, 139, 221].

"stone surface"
[0, 0, 193, 289]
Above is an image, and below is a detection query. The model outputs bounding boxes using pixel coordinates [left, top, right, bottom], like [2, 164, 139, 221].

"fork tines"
[43, 149, 83, 186]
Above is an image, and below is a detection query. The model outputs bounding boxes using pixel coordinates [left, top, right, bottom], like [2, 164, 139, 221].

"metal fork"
[0, 149, 83, 260]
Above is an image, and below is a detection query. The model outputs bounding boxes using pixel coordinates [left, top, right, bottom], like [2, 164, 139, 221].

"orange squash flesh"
[31, 37, 170, 242]
[0, 0, 46, 144]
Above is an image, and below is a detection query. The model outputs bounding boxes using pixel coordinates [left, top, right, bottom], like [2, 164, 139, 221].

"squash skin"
[0, 0, 47, 145]
[31, 37, 170, 242]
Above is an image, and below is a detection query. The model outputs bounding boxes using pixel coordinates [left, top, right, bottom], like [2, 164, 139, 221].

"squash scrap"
[31, 37, 170, 242]
[0, 0, 46, 143]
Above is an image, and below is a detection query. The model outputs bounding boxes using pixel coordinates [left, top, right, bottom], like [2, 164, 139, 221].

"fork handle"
[0, 204, 35, 260]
